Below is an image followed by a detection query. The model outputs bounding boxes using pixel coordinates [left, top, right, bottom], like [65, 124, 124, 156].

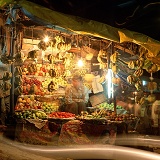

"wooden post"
[113, 86, 117, 115]
[10, 26, 15, 115]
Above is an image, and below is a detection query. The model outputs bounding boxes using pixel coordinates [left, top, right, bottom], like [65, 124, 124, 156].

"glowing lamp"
[78, 59, 84, 67]
[43, 36, 49, 43]
[106, 69, 113, 99]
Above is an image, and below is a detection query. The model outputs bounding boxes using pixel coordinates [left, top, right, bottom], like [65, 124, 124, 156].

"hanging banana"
[110, 51, 119, 64]
[128, 61, 136, 69]
[134, 80, 142, 91]
[127, 75, 136, 84]
[134, 68, 144, 77]
[135, 58, 144, 69]
[2, 71, 12, 81]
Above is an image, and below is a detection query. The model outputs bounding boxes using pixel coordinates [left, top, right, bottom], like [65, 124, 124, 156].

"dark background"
[28, 0, 160, 41]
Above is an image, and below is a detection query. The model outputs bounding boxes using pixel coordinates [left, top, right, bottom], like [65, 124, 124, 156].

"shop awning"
[0, 0, 160, 57]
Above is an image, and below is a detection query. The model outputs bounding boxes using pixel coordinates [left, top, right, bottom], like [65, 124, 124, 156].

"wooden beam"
[114, 44, 135, 55]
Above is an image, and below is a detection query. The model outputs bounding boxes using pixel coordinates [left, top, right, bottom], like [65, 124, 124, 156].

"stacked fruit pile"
[76, 109, 138, 123]
[22, 76, 44, 95]
[15, 95, 59, 112]
[48, 112, 75, 119]
[42, 102, 59, 113]
[96, 102, 122, 111]
[15, 110, 47, 119]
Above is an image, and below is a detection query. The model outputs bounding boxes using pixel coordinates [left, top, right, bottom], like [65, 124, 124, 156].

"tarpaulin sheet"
[0, 0, 160, 56]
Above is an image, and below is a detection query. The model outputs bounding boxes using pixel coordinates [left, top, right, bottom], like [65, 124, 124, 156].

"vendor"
[151, 100, 160, 135]
[65, 74, 87, 115]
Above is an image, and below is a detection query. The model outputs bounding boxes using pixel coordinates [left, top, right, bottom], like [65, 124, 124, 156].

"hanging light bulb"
[78, 58, 84, 67]
[43, 36, 49, 42]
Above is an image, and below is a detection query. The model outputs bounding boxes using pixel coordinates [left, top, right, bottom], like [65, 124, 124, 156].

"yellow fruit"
[26, 98, 31, 103]
[134, 68, 143, 77]
[147, 94, 156, 103]
[22, 100, 26, 103]
[18, 98, 23, 103]
[128, 61, 135, 69]
[30, 95, 34, 101]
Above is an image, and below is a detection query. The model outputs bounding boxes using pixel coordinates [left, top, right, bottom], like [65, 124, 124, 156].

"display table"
[15, 119, 128, 145]
[58, 119, 117, 145]
[15, 119, 60, 145]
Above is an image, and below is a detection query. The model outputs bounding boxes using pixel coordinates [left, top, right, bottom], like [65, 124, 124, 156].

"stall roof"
[0, 0, 160, 57]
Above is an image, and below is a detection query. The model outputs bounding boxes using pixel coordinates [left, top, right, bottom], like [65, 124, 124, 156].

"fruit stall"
[1, 0, 160, 144]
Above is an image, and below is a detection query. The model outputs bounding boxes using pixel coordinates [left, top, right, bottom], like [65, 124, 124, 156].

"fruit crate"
[36, 95, 54, 102]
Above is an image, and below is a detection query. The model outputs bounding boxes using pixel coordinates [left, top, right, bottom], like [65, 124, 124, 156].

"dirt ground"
[0, 132, 57, 160]
[0, 143, 53, 160]
[0, 130, 160, 160]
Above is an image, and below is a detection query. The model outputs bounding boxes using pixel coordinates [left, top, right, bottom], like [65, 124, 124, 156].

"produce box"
[89, 93, 107, 107]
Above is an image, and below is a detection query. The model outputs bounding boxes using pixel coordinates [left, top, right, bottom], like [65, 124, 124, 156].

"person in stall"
[65, 74, 88, 115]
[151, 100, 160, 135]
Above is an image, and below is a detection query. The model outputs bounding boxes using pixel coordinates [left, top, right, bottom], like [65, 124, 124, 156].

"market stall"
[0, 0, 160, 144]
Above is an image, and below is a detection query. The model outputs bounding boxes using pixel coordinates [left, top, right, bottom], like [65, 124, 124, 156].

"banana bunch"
[110, 51, 119, 63]
[98, 49, 107, 56]
[49, 69, 56, 77]
[48, 54, 55, 64]
[14, 52, 24, 63]
[55, 76, 67, 87]
[64, 55, 75, 70]
[14, 86, 23, 95]
[135, 58, 144, 68]
[98, 49, 108, 61]
[42, 77, 67, 90]
[145, 63, 158, 73]
[14, 66, 23, 76]
[27, 50, 38, 59]
[138, 97, 146, 105]
[54, 36, 64, 44]
[134, 80, 142, 91]
[57, 42, 71, 52]
[0, 54, 15, 64]
[134, 68, 143, 77]
[38, 40, 51, 51]
[111, 64, 117, 74]
[64, 70, 71, 77]
[128, 58, 145, 70]
[42, 78, 52, 89]
[147, 81, 157, 91]
[3, 82, 12, 91]
[29, 84, 38, 94]
[27, 64, 37, 73]
[15, 76, 23, 85]
[97, 49, 108, 69]
[2, 71, 12, 81]
[127, 75, 136, 84]
[128, 61, 136, 69]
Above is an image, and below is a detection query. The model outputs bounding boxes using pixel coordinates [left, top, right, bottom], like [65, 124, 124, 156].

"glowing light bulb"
[43, 36, 49, 42]
[78, 59, 84, 67]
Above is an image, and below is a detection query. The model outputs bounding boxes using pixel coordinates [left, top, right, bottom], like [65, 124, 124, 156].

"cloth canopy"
[0, 0, 160, 56]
